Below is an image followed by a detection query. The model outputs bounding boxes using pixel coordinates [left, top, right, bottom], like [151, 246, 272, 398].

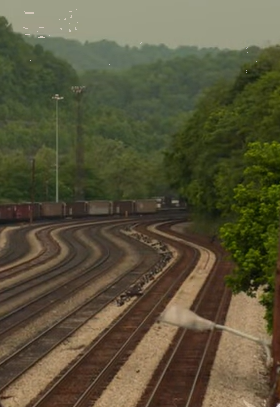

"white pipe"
[215, 324, 272, 367]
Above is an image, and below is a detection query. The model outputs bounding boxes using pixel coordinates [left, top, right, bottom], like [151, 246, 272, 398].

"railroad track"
[23, 220, 199, 407]
[0, 225, 33, 267]
[0, 220, 161, 392]
[0, 215, 174, 279]
[0, 225, 62, 281]
[0, 218, 122, 279]
[136, 221, 233, 407]
[0, 224, 103, 325]
[0, 221, 137, 337]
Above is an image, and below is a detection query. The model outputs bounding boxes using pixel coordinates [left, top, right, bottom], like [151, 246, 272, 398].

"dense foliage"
[165, 46, 280, 331]
[0, 15, 262, 204]
[2, 14, 280, 330]
[23, 35, 261, 73]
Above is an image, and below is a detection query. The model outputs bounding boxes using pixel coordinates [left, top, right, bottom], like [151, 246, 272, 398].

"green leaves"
[164, 46, 280, 332]
[220, 142, 280, 332]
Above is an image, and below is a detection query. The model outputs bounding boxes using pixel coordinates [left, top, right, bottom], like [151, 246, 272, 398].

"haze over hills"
[22, 34, 260, 72]
[0, 15, 265, 204]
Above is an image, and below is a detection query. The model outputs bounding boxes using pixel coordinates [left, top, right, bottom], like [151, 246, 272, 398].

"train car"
[41, 202, 66, 219]
[87, 200, 112, 216]
[0, 204, 15, 222]
[112, 200, 134, 216]
[66, 201, 88, 218]
[162, 196, 172, 208]
[179, 198, 187, 208]
[171, 198, 180, 207]
[135, 199, 157, 214]
[14, 203, 41, 221]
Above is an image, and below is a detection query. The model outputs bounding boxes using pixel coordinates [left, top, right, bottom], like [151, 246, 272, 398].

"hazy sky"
[1, 0, 279, 49]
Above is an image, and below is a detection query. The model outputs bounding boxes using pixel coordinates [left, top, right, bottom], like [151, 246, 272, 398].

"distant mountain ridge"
[22, 35, 260, 72]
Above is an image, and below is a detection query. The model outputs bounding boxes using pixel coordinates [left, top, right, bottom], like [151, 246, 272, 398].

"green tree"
[220, 141, 280, 332]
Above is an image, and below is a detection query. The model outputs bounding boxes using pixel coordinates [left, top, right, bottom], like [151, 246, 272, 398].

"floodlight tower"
[52, 93, 64, 202]
[71, 86, 86, 201]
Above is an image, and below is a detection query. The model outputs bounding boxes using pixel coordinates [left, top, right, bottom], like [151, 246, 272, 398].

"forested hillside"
[165, 45, 280, 331]
[2, 14, 279, 331]
[0, 15, 263, 205]
[23, 35, 261, 73]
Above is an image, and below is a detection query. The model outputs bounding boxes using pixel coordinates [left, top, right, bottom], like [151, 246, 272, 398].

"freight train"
[0, 198, 186, 224]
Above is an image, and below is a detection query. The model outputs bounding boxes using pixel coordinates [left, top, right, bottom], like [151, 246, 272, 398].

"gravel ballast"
[0, 227, 21, 253]
[2, 221, 271, 407]
[0, 227, 102, 360]
[201, 291, 270, 407]
[0, 226, 70, 289]
[172, 224, 271, 407]
[93, 221, 216, 407]
[94, 222, 271, 407]
[1, 224, 167, 407]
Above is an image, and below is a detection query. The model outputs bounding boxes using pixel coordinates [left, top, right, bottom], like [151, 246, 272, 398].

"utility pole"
[52, 94, 64, 203]
[71, 85, 86, 201]
[29, 158, 35, 224]
[269, 230, 280, 407]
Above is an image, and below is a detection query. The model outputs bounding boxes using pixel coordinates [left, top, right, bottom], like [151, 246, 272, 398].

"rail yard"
[0, 211, 269, 407]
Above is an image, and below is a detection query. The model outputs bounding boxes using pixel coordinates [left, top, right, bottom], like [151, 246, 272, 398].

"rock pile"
[116, 228, 173, 306]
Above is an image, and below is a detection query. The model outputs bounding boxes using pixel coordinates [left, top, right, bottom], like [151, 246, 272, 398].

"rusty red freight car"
[112, 200, 134, 216]
[0, 204, 15, 222]
[14, 203, 41, 221]
[66, 201, 88, 218]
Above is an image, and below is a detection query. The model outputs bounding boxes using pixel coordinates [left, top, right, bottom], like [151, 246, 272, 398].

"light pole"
[52, 93, 64, 202]
[71, 86, 86, 201]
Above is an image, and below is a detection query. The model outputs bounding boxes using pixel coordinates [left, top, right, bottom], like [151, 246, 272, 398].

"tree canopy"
[165, 46, 280, 331]
[0, 15, 262, 204]
[23, 35, 261, 73]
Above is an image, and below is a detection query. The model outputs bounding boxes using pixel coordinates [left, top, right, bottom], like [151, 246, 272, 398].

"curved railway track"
[0, 212, 185, 276]
[19, 219, 234, 407]
[0, 218, 130, 279]
[0, 225, 33, 267]
[0, 220, 161, 392]
[136, 222, 233, 407]
[0, 226, 61, 280]
[23, 220, 199, 407]
[0, 224, 106, 329]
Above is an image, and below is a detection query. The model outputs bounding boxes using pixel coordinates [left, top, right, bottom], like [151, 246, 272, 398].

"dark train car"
[162, 196, 172, 208]
[0, 204, 15, 222]
[66, 201, 88, 218]
[112, 200, 134, 216]
[41, 202, 66, 219]
[179, 197, 187, 208]
[14, 203, 41, 221]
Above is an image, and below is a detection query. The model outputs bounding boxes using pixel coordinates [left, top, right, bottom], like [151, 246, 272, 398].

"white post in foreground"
[158, 305, 272, 367]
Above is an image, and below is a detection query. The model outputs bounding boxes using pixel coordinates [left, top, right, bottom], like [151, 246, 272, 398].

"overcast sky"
[1, 0, 279, 49]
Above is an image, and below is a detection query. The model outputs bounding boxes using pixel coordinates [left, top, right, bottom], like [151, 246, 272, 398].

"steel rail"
[28, 221, 199, 407]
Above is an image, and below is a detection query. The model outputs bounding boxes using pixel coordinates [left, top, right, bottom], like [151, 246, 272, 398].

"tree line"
[165, 45, 280, 332]
[0, 15, 261, 204]
[23, 35, 261, 73]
